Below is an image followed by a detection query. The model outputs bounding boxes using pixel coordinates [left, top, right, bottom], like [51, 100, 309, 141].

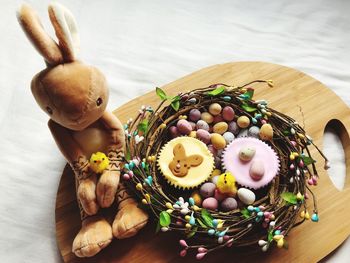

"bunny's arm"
[95, 111, 125, 208]
[48, 119, 93, 180]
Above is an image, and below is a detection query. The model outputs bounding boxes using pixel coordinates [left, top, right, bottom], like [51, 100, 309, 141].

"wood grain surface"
[55, 62, 350, 263]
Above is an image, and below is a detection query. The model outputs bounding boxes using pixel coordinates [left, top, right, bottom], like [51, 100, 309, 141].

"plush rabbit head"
[17, 3, 108, 131]
[168, 143, 203, 177]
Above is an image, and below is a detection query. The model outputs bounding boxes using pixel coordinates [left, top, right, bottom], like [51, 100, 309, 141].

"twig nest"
[209, 103, 222, 116]
[210, 133, 226, 150]
[237, 188, 256, 205]
[237, 116, 250, 128]
[259, 123, 273, 140]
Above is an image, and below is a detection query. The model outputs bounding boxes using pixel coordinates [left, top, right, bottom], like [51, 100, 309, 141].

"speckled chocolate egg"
[223, 132, 235, 144]
[221, 197, 238, 211]
[248, 126, 260, 138]
[211, 133, 226, 150]
[196, 129, 211, 144]
[196, 120, 210, 131]
[200, 182, 216, 198]
[259, 123, 273, 140]
[201, 112, 214, 124]
[239, 146, 256, 162]
[249, 159, 265, 181]
[191, 191, 202, 206]
[237, 116, 250, 128]
[169, 126, 180, 138]
[214, 189, 226, 201]
[213, 114, 223, 123]
[209, 103, 222, 116]
[213, 122, 228, 134]
[237, 188, 256, 205]
[188, 121, 196, 130]
[207, 144, 217, 156]
[237, 128, 248, 138]
[177, 119, 193, 135]
[202, 197, 219, 210]
[189, 109, 201, 122]
[228, 121, 240, 135]
[222, 106, 235, 121]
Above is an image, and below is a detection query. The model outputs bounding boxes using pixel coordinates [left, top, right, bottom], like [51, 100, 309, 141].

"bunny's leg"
[112, 182, 149, 239]
[48, 120, 113, 257]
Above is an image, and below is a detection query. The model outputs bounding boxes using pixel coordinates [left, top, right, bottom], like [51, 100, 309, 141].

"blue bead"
[188, 197, 195, 206]
[252, 118, 257, 124]
[311, 213, 319, 222]
[247, 205, 254, 212]
[124, 164, 130, 170]
[208, 229, 215, 236]
[189, 217, 196, 225]
[274, 230, 281, 235]
[254, 207, 261, 213]
[257, 211, 264, 217]
[223, 96, 232, 101]
[212, 219, 218, 227]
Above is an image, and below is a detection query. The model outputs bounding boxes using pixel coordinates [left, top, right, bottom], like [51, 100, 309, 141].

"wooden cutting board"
[55, 61, 350, 263]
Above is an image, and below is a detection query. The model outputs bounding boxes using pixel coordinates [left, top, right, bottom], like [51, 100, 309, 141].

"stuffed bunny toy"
[17, 2, 148, 257]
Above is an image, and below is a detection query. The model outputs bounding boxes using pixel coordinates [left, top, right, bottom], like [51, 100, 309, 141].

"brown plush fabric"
[17, 4, 64, 65]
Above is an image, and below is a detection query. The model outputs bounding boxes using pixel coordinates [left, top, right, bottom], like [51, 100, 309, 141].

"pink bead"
[307, 178, 314, 185]
[289, 164, 295, 170]
[180, 249, 187, 257]
[197, 247, 208, 253]
[226, 239, 233, 247]
[122, 173, 130, 180]
[261, 120, 267, 125]
[223, 235, 230, 241]
[179, 239, 188, 247]
[291, 140, 297, 147]
[305, 192, 309, 199]
[258, 205, 266, 211]
[196, 252, 207, 260]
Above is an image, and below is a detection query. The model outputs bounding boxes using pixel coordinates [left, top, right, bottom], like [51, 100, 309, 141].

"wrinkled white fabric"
[0, 0, 349, 262]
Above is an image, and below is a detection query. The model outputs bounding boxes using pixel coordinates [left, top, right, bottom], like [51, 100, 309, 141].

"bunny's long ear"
[48, 2, 80, 62]
[17, 3, 64, 65]
[173, 143, 186, 158]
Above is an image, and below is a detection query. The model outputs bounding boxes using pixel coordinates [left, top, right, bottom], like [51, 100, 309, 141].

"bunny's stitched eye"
[96, 97, 103, 106]
[46, 106, 53, 115]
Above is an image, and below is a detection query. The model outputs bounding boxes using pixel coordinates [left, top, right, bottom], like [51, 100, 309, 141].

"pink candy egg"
[196, 129, 211, 144]
[177, 119, 192, 135]
[222, 106, 235, 121]
[202, 197, 219, 210]
[189, 109, 201, 122]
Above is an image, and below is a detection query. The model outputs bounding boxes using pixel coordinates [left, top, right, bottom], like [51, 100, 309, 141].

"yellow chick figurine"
[89, 152, 110, 174]
[216, 172, 237, 196]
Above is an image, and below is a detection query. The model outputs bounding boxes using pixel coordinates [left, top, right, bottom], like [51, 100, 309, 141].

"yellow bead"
[277, 238, 284, 248]
[266, 111, 272, 117]
[179, 115, 187, 120]
[160, 123, 166, 129]
[293, 152, 299, 157]
[267, 80, 274, 87]
[240, 88, 247, 93]
[305, 211, 310, 220]
[142, 199, 147, 204]
[165, 202, 173, 209]
[185, 215, 191, 221]
[185, 223, 192, 229]
[166, 209, 173, 214]
[217, 220, 225, 229]
[193, 205, 201, 211]
[289, 154, 295, 161]
[273, 234, 284, 241]
[136, 183, 143, 191]
[270, 214, 275, 221]
[296, 192, 303, 200]
[297, 133, 305, 139]
[145, 193, 151, 203]
[212, 169, 222, 177]
[300, 211, 305, 218]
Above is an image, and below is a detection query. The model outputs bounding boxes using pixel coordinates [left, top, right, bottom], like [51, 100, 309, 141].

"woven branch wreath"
[121, 81, 328, 259]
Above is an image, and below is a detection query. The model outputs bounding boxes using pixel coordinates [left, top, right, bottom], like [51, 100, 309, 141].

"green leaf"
[159, 211, 171, 227]
[137, 119, 149, 133]
[207, 86, 225, 96]
[281, 192, 298, 205]
[240, 208, 250, 219]
[196, 218, 208, 229]
[244, 88, 254, 100]
[171, 100, 180, 111]
[156, 87, 167, 101]
[300, 156, 316, 166]
[241, 102, 257, 112]
[186, 226, 198, 238]
[201, 209, 214, 227]
[283, 130, 291, 136]
[171, 95, 181, 102]
[268, 231, 273, 242]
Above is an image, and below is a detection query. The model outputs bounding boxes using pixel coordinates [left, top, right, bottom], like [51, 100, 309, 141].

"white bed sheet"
[0, 0, 349, 262]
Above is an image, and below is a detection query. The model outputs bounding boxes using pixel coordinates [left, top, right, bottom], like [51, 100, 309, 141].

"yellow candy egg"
[209, 103, 222, 116]
[201, 112, 214, 124]
[259, 123, 273, 141]
[237, 116, 250, 128]
[191, 191, 203, 206]
[213, 122, 228, 134]
[210, 133, 226, 150]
